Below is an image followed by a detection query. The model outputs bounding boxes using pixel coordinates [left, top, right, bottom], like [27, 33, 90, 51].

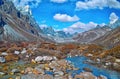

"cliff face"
[0, 0, 53, 42]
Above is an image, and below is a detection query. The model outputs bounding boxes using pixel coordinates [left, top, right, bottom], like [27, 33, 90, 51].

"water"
[66, 56, 120, 79]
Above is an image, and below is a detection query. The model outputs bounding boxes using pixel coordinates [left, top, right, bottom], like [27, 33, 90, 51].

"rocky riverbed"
[0, 58, 108, 79]
[0, 42, 120, 79]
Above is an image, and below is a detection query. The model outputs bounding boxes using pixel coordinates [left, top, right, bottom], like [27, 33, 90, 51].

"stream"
[66, 56, 120, 79]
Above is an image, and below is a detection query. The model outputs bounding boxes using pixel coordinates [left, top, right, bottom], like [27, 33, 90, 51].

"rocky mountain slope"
[93, 26, 120, 47]
[73, 25, 111, 43]
[0, 0, 53, 42]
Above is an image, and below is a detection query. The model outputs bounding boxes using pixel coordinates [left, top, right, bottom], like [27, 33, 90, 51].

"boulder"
[35, 56, 43, 62]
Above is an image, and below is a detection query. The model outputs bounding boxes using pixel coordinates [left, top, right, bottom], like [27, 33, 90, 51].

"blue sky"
[12, 0, 120, 33]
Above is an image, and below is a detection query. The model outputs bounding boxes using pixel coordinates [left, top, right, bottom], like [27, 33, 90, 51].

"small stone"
[5, 54, 19, 62]
[0, 57, 5, 63]
[31, 59, 36, 64]
[32, 69, 39, 75]
[15, 76, 21, 79]
[116, 59, 120, 63]
[11, 69, 20, 74]
[1, 52, 8, 56]
[9, 72, 14, 75]
[25, 67, 33, 74]
[20, 70, 25, 74]
[35, 56, 43, 62]
[35, 67, 45, 75]
[0, 72, 5, 76]
[98, 75, 107, 79]
[21, 48, 26, 54]
[14, 51, 20, 55]
[54, 71, 64, 76]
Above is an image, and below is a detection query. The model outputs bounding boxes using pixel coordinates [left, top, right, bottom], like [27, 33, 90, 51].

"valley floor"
[0, 42, 120, 79]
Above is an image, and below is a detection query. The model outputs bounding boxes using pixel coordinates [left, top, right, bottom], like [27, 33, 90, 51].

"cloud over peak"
[63, 21, 97, 33]
[11, 0, 41, 8]
[109, 12, 119, 24]
[53, 14, 80, 22]
[76, 0, 120, 10]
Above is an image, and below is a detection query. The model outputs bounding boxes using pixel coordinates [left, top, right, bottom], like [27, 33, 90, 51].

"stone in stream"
[83, 67, 93, 72]
[0, 56, 5, 63]
[98, 75, 107, 79]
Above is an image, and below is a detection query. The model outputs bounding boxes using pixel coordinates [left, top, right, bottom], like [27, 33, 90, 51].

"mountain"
[41, 26, 74, 42]
[0, 0, 53, 42]
[73, 25, 111, 43]
[109, 20, 120, 29]
[93, 26, 120, 48]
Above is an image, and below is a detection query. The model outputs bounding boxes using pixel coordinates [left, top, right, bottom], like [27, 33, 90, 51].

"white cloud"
[109, 12, 119, 24]
[63, 22, 98, 33]
[76, 0, 120, 10]
[53, 14, 80, 22]
[10, 0, 41, 15]
[39, 24, 48, 29]
[11, 0, 41, 8]
[50, 0, 67, 3]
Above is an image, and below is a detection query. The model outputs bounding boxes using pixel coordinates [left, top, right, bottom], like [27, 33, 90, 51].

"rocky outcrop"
[0, 0, 53, 42]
